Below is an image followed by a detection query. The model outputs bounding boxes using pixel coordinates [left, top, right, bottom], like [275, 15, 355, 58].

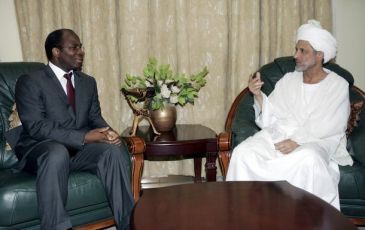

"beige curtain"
[15, 0, 332, 177]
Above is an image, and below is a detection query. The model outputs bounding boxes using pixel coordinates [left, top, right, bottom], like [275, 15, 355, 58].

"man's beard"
[295, 59, 316, 72]
[295, 65, 304, 72]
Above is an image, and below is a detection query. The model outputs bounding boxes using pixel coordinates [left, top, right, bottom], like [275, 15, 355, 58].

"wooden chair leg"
[350, 217, 365, 226]
[217, 131, 232, 179]
[74, 218, 115, 230]
[124, 136, 146, 202]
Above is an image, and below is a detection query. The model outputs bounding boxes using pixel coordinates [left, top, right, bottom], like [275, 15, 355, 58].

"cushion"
[346, 100, 364, 137]
[339, 162, 365, 200]
[0, 170, 111, 227]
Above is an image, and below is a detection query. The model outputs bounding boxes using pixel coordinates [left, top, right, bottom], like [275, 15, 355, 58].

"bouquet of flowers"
[122, 57, 209, 110]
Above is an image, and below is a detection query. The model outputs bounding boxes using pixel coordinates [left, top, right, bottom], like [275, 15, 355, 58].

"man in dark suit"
[14, 29, 133, 230]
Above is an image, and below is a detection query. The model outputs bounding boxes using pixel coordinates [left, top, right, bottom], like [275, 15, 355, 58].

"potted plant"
[122, 57, 208, 133]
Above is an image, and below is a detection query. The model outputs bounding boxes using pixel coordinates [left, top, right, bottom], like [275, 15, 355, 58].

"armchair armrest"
[123, 136, 146, 202]
[217, 121, 260, 179]
[217, 131, 232, 178]
[219, 86, 261, 179]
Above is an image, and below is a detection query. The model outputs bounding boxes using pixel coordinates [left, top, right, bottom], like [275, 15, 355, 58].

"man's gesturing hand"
[248, 72, 264, 108]
[248, 72, 264, 96]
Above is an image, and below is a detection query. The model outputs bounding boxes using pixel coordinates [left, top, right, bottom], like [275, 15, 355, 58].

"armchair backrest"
[226, 56, 365, 165]
[0, 62, 45, 170]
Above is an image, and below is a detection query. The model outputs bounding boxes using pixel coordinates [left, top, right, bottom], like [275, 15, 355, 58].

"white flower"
[170, 95, 178, 104]
[161, 84, 171, 98]
[171, 85, 180, 93]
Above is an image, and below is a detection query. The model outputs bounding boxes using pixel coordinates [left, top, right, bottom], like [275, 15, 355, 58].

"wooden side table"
[122, 124, 231, 200]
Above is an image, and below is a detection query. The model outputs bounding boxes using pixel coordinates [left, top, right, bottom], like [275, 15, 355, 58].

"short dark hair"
[44, 29, 74, 60]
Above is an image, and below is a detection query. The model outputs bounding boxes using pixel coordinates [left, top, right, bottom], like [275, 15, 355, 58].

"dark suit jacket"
[14, 65, 109, 161]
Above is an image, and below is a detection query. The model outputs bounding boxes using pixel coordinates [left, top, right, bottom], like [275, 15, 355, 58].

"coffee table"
[131, 181, 356, 230]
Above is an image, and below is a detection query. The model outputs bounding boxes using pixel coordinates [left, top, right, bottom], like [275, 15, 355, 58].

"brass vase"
[150, 104, 177, 132]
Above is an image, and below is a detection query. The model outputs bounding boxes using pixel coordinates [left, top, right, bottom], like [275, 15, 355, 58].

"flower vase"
[150, 104, 177, 132]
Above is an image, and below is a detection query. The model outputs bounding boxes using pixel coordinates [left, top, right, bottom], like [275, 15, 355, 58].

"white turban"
[296, 20, 337, 63]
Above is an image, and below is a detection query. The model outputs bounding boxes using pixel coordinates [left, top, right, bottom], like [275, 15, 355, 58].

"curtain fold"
[15, 0, 332, 177]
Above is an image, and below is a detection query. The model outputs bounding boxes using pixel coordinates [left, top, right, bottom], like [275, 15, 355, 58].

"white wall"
[0, 0, 22, 62]
[0, 0, 364, 89]
[333, 0, 365, 90]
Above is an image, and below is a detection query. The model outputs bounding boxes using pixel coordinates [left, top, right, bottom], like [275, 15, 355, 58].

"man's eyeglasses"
[58, 44, 84, 52]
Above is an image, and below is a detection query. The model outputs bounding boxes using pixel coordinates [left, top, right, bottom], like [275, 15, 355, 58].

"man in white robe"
[226, 20, 353, 210]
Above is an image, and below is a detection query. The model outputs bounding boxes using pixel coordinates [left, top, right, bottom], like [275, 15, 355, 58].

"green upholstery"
[0, 62, 113, 229]
[227, 56, 365, 219]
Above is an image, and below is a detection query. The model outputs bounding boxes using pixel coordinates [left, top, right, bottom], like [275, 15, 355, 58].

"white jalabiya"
[226, 69, 353, 210]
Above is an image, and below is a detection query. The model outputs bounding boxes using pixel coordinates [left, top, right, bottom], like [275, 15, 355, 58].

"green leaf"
[149, 57, 158, 66]
[178, 97, 186, 105]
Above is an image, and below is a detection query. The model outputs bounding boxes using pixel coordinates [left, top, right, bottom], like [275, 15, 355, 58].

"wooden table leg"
[194, 157, 202, 183]
[205, 151, 217, 181]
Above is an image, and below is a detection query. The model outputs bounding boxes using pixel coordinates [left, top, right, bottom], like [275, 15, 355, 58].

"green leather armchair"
[218, 56, 365, 225]
[0, 62, 145, 230]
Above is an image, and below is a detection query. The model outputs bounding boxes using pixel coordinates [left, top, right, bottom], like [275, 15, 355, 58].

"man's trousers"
[23, 141, 134, 230]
